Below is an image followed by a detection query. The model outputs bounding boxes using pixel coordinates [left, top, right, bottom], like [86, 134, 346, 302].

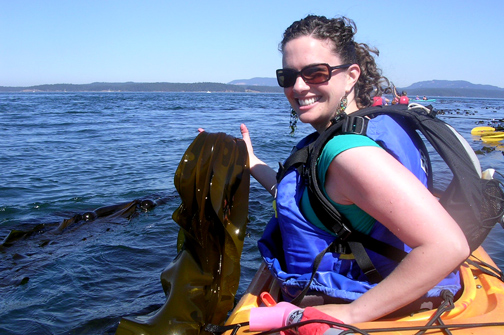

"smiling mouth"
[298, 97, 321, 106]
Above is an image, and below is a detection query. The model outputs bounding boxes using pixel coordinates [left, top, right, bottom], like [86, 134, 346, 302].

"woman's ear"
[346, 64, 361, 92]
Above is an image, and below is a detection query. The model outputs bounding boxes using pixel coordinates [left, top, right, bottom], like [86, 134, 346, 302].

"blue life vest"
[258, 115, 461, 302]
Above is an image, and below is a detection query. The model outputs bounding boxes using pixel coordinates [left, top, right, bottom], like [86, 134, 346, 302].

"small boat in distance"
[411, 98, 436, 103]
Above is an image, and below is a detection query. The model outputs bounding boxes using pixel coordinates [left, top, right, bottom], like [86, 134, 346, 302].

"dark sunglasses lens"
[301, 64, 330, 84]
[276, 69, 297, 88]
[276, 70, 285, 87]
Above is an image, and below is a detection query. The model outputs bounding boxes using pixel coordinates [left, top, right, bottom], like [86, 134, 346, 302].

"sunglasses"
[276, 63, 353, 88]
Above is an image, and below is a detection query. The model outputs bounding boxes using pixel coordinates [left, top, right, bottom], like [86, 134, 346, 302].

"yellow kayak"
[474, 131, 504, 137]
[481, 136, 504, 143]
[223, 247, 504, 334]
[471, 127, 495, 135]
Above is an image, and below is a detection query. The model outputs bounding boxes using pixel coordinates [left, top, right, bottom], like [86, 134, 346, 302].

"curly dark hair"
[280, 15, 390, 108]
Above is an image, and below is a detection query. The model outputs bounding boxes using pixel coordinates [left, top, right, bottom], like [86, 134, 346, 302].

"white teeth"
[298, 97, 320, 106]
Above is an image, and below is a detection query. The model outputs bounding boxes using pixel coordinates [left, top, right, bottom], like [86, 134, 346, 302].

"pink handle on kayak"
[249, 302, 300, 331]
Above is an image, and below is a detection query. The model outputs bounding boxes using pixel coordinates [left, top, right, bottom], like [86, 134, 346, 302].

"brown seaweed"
[116, 131, 250, 335]
[0, 197, 170, 288]
[1, 199, 160, 248]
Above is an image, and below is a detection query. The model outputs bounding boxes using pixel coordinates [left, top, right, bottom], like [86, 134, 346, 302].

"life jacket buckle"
[342, 115, 368, 135]
[330, 241, 351, 255]
[333, 225, 352, 241]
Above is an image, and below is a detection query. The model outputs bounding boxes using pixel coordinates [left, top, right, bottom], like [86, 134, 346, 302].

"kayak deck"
[223, 247, 504, 334]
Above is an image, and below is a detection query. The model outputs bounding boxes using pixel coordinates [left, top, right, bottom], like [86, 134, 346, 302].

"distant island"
[1, 79, 503, 98]
[230, 78, 504, 98]
[398, 80, 504, 99]
[0, 82, 283, 94]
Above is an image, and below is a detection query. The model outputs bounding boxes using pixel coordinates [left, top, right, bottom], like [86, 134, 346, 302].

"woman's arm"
[240, 124, 278, 196]
[317, 146, 470, 323]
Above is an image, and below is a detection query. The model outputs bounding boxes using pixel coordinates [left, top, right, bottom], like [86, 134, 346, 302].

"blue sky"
[1, 0, 503, 88]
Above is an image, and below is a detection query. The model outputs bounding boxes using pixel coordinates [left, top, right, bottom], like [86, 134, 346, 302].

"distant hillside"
[228, 78, 504, 98]
[399, 80, 504, 98]
[398, 80, 504, 98]
[2, 79, 503, 97]
[399, 88, 504, 98]
[0, 82, 283, 93]
[405, 80, 503, 91]
[228, 77, 278, 86]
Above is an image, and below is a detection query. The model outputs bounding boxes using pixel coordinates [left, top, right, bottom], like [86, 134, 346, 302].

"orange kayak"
[223, 247, 504, 334]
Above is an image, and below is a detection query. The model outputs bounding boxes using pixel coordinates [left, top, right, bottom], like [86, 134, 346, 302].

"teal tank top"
[300, 134, 382, 235]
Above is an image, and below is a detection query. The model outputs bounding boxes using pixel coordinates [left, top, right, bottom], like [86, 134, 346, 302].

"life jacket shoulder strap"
[276, 145, 310, 183]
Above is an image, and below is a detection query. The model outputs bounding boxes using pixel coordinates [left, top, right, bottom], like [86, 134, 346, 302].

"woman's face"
[282, 35, 359, 132]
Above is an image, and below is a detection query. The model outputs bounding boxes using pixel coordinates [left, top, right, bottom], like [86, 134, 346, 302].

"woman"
[240, 15, 469, 324]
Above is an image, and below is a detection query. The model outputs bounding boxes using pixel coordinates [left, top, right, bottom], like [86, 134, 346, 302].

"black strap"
[204, 322, 248, 335]
[415, 290, 455, 335]
[306, 184, 352, 239]
[306, 118, 354, 240]
[466, 256, 504, 282]
[348, 230, 408, 263]
[290, 240, 337, 306]
[305, 111, 380, 240]
[276, 145, 310, 182]
[347, 241, 383, 283]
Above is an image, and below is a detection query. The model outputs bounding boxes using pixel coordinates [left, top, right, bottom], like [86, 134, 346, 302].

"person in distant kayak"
[239, 14, 469, 327]
[372, 96, 384, 106]
[399, 91, 409, 104]
[372, 95, 389, 106]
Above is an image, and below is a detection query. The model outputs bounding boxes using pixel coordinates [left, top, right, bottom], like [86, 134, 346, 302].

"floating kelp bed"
[0, 195, 174, 287]
[1, 198, 167, 246]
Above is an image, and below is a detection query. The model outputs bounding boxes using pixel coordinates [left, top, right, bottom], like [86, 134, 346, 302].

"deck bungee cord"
[205, 320, 504, 335]
[206, 316, 504, 335]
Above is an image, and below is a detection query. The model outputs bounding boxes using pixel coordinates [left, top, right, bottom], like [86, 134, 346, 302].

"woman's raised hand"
[240, 124, 255, 158]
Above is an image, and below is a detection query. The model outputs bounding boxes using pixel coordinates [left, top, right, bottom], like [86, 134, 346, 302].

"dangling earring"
[289, 109, 298, 135]
[339, 95, 348, 114]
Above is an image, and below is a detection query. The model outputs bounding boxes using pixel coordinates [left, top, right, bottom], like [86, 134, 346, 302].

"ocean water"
[0, 92, 503, 334]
